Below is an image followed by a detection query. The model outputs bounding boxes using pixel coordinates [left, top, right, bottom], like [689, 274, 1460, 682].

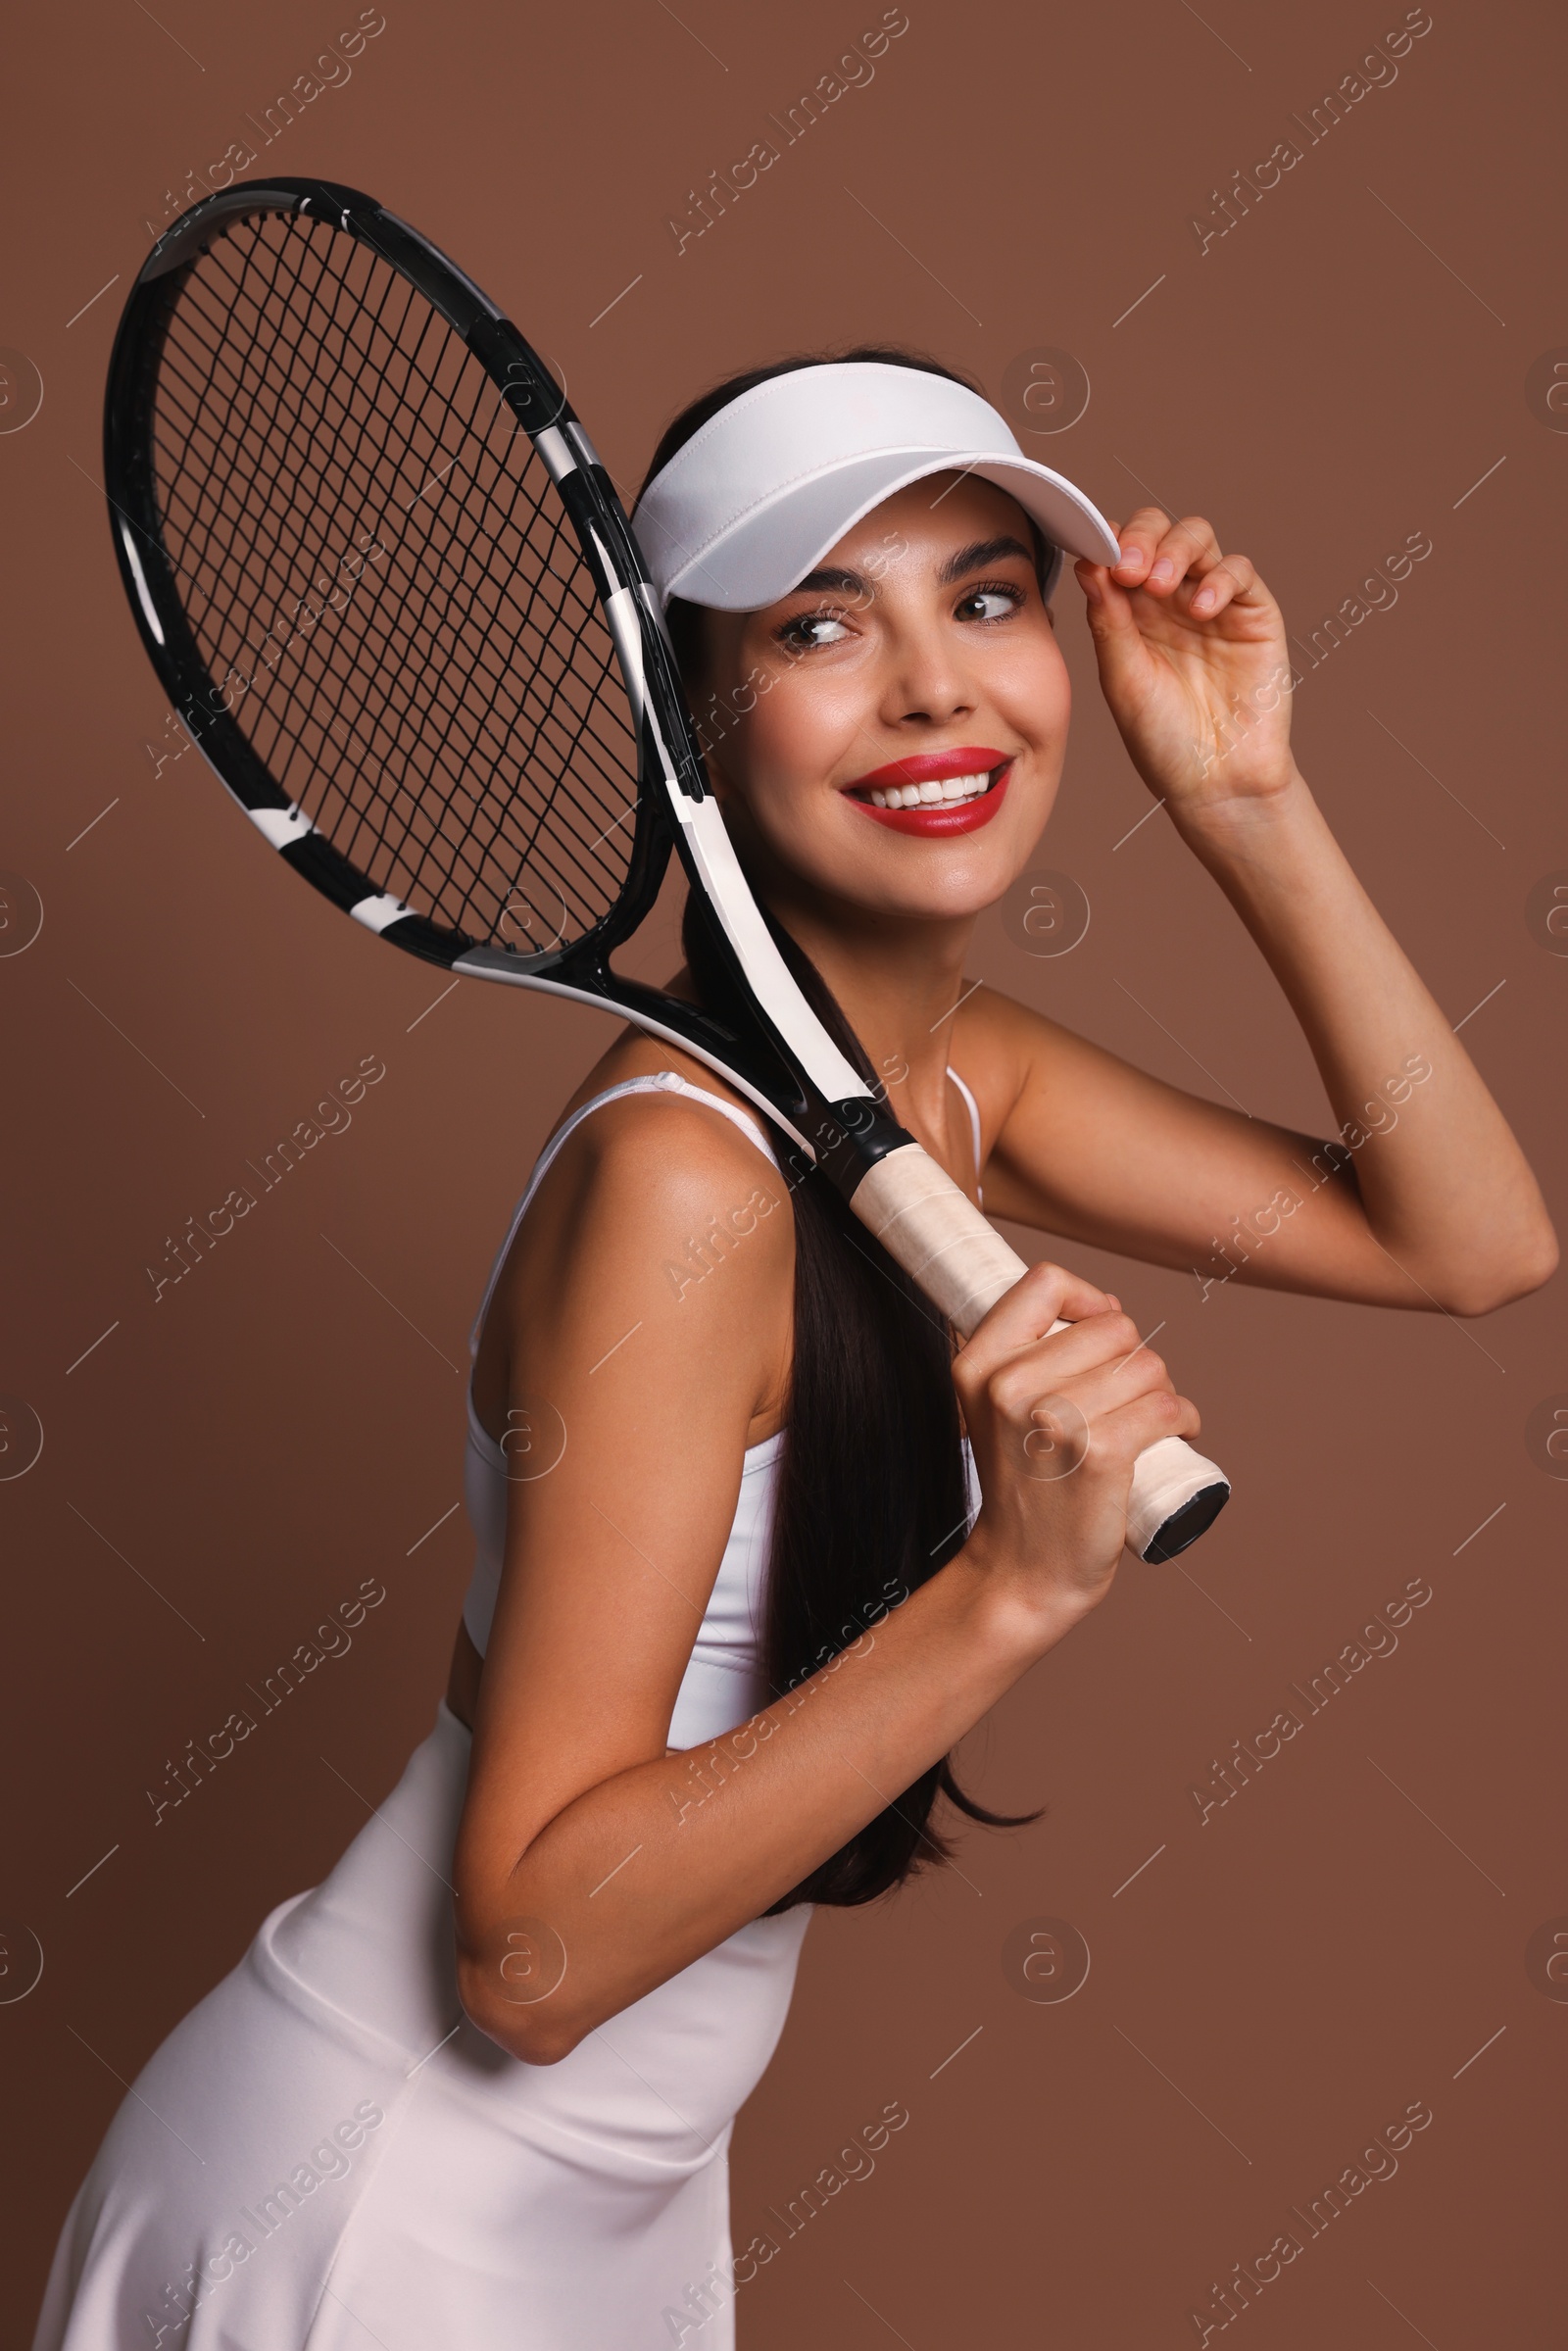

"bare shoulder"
[472, 1025, 795, 1446]
[946, 981, 1090, 1150]
[527, 1027, 791, 1290]
[554, 978, 777, 1136]
[538, 1076, 792, 1298]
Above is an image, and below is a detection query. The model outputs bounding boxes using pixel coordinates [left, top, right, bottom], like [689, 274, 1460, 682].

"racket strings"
[272, 236, 643, 916]
[158, 242, 475, 805]
[222, 256, 524, 888]
[164, 227, 565, 903]
[159, 212, 384, 622]
[149, 205, 643, 951]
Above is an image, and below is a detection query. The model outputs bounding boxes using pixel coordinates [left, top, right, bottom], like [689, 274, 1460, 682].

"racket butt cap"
[1139, 1479, 1231, 1563]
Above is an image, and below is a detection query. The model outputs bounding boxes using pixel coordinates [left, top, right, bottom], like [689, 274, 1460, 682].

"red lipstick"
[844, 748, 1012, 837]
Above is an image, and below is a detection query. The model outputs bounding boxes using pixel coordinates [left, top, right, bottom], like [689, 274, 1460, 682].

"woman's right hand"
[952, 1261, 1202, 1630]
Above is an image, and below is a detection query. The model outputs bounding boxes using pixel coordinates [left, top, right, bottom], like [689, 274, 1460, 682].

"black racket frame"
[103, 175, 911, 1191]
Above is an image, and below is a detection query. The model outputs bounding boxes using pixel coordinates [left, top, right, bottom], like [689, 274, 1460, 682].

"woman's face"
[691, 472, 1071, 924]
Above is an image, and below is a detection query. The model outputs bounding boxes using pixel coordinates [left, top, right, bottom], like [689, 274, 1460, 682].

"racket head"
[104, 176, 683, 979]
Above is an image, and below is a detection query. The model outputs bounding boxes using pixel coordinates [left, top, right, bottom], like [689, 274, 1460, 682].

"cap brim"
[660, 449, 1123, 612]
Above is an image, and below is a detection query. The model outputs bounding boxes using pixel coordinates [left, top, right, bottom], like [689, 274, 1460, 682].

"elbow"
[1433, 1228, 1559, 1317]
[455, 1943, 583, 2068]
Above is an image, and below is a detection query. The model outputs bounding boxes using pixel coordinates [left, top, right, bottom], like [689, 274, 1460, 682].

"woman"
[33, 348, 1555, 2348]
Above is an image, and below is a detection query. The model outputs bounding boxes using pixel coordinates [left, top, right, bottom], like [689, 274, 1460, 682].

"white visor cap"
[631, 361, 1123, 612]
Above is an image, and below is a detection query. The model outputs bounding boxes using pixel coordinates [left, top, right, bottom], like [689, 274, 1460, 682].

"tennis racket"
[102, 174, 1229, 1562]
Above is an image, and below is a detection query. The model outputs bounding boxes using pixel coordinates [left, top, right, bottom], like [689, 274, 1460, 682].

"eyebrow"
[790, 564, 863, 595]
[937, 534, 1035, 584]
[786, 534, 1037, 600]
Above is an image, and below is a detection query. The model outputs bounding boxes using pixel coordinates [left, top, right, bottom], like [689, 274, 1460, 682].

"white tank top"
[460, 1066, 984, 1749]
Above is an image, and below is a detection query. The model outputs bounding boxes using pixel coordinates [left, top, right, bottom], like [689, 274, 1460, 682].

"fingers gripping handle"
[850, 1143, 1229, 1562]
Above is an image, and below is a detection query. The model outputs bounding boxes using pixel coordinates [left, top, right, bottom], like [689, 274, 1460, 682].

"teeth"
[862, 768, 997, 808]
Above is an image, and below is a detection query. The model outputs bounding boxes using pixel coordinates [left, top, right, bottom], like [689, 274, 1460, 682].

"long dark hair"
[642, 347, 1046, 1912]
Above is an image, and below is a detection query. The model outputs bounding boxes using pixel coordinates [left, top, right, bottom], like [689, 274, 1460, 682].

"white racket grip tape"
[851, 1142, 1228, 1561]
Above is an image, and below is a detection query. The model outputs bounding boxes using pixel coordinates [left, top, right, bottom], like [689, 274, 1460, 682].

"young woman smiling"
[442, 346, 1552, 2310]
[34, 349, 1554, 2350]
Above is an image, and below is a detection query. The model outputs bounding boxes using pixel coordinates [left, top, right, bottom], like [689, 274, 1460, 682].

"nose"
[882, 620, 976, 730]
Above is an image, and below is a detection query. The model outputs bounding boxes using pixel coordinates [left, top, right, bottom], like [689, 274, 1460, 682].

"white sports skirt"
[32, 1702, 813, 2349]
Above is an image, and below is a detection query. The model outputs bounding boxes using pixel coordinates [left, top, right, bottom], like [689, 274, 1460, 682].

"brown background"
[3, 0, 1565, 2341]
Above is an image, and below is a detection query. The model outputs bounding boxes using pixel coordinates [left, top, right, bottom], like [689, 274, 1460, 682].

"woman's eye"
[779, 611, 850, 651]
[956, 586, 1021, 622]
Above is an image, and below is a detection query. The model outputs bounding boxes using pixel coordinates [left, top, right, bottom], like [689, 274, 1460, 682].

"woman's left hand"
[1074, 506, 1298, 821]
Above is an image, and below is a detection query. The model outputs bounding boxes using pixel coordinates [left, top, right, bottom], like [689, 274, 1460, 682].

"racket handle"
[850, 1142, 1229, 1562]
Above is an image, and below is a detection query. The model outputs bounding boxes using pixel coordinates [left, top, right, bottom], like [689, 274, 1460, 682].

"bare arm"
[966, 512, 1556, 1318]
[451, 1093, 1193, 2063]
[1166, 772, 1552, 1311]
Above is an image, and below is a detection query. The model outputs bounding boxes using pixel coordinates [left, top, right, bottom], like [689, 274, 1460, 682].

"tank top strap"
[467, 1072, 779, 1359]
[945, 1065, 984, 1201]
